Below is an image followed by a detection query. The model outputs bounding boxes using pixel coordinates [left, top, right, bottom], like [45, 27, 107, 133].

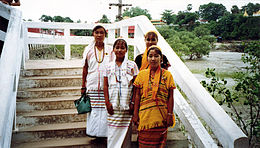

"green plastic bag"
[74, 93, 91, 114]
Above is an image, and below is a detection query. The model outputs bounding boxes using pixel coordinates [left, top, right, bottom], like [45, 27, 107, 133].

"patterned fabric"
[82, 40, 114, 91]
[104, 59, 139, 110]
[87, 90, 105, 109]
[82, 40, 114, 137]
[107, 110, 132, 148]
[104, 58, 138, 147]
[138, 127, 168, 148]
[134, 69, 176, 131]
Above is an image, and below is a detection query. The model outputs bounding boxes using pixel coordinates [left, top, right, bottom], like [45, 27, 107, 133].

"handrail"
[0, 2, 23, 148]
[20, 15, 248, 147]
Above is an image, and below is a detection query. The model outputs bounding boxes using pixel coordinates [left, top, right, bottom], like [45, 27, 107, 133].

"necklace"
[94, 46, 105, 63]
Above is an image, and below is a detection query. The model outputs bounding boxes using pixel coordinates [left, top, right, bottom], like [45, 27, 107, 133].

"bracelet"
[130, 102, 134, 105]
[167, 113, 173, 115]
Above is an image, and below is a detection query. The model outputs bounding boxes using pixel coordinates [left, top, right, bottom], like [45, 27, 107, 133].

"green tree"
[241, 2, 260, 16]
[187, 4, 192, 12]
[201, 41, 260, 146]
[156, 25, 175, 39]
[166, 31, 210, 59]
[53, 16, 65, 22]
[122, 6, 152, 20]
[161, 10, 176, 25]
[99, 14, 111, 23]
[39, 15, 53, 22]
[231, 5, 241, 14]
[199, 3, 227, 21]
[64, 17, 73, 23]
[175, 11, 199, 30]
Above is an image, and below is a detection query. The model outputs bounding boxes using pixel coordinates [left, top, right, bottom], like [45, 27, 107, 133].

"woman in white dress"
[81, 25, 114, 141]
[103, 38, 139, 147]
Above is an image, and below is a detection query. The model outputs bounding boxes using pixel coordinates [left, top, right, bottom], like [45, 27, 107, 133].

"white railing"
[2, 9, 248, 148]
[0, 2, 23, 148]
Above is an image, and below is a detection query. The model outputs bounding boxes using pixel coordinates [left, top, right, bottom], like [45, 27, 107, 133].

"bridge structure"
[0, 2, 249, 148]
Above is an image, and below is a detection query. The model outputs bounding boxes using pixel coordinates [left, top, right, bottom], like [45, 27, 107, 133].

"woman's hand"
[106, 102, 114, 115]
[129, 102, 134, 115]
[81, 87, 86, 94]
[132, 113, 139, 126]
[166, 114, 173, 127]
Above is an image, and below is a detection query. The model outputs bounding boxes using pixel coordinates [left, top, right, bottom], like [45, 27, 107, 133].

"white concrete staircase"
[11, 61, 188, 148]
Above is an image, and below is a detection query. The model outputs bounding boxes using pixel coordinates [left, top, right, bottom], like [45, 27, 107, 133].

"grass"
[190, 69, 239, 79]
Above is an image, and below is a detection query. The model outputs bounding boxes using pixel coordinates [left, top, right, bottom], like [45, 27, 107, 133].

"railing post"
[64, 27, 70, 60]
[107, 29, 115, 45]
[133, 24, 145, 58]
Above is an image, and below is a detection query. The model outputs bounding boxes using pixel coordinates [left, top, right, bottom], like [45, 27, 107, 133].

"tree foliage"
[199, 3, 227, 21]
[39, 15, 74, 22]
[122, 6, 152, 20]
[99, 14, 111, 23]
[157, 26, 211, 60]
[231, 5, 240, 14]
[208, 14, 260, 40]
[241, 2, 260, 16]
[175, 11, 199, 31]
[201, 41, 260, 146]
[161, 10, 176, 25]
[39, 15, 53, 22]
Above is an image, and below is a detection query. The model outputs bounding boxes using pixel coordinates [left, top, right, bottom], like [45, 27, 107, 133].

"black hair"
[92, 25, 107, 36]
[145, 31, 158, 41]
[147, 46, 162, 58]
[113, 39, 128, 50]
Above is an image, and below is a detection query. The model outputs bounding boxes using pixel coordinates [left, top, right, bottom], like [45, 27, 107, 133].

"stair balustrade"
[0, 1, 249, 147]
[0, 2, 23, 148]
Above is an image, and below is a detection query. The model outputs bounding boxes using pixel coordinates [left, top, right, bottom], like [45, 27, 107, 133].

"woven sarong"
[138, 127, 168, 148]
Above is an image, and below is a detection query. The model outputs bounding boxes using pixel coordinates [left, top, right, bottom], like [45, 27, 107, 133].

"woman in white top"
[104, 38, 139, 147]
[81, 25, 114, 140]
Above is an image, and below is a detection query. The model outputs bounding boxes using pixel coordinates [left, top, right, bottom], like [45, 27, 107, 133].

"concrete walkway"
[24, 59, 83, 69]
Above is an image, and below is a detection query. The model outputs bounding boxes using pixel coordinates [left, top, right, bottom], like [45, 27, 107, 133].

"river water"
[184, 50, 248, 88]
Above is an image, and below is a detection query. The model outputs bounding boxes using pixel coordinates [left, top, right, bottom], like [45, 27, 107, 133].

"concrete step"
[18, 75, 82, 89]
[17, 86, 81, 99]
[11, 137, 96, 148]
[12, 122, 86, 143]
[21, 67, 82, 77]
[12, 130, 188, 148]
[16, 109, 86, 128]
[17, 96, 79, 112]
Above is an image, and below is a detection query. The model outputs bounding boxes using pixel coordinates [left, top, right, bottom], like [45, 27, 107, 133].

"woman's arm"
[104, 77, 114, 115]
[166, 89, 174, 127]
[133, 87, 141, 125]
[129, 76, 137, 115]
[81, 58, 88, 94]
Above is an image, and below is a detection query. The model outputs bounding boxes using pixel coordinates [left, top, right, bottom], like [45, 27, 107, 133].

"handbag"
[74, 93, 92, 114]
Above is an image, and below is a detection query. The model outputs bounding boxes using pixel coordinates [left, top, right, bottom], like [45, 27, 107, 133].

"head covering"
[140, 31, 158, 70]
[142, 45, 162, 100]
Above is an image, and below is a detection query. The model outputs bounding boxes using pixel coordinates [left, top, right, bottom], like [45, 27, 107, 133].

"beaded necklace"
[94, 46, 105, 64]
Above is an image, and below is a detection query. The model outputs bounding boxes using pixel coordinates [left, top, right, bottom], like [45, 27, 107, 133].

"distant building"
[150, 19, 166, 26]
[253, 10, 260, 16]
[196, 19, 209, 24]
[243, 10, 249, 17]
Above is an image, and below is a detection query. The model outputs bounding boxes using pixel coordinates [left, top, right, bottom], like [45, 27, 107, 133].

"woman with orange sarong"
[133, 45, 176, 148]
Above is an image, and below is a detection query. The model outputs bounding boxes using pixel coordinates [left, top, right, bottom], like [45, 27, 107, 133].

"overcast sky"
[17, 0, 259, 23]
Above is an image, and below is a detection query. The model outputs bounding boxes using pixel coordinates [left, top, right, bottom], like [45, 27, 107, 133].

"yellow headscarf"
[140, 31, 158, 71]
[142, 45, 162, 100]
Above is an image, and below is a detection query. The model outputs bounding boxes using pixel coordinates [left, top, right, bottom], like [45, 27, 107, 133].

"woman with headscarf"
[134, 31, 171, 70]
[81, 25, 114, 141]
[133, 45, 176, 148]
